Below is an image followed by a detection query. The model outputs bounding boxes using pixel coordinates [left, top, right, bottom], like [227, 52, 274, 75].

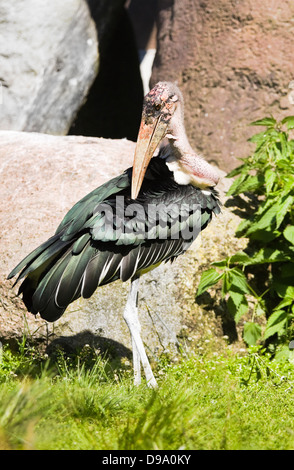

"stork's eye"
[170, 94, 178, 103]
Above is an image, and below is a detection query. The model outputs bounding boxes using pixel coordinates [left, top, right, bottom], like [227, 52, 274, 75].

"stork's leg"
[124, 277, 141, 385]
[132, 335, 141, 386]
[123, 276, 158, 389]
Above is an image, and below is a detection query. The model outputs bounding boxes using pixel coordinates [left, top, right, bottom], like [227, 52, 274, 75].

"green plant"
[197, 116, 294, 352]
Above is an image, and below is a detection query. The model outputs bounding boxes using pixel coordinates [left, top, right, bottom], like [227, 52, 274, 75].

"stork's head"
[131, 82, 182, 199]
[131, 82, 220, 199]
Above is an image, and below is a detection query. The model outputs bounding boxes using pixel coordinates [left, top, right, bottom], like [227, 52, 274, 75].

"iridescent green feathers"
[8, 159, 220, 322]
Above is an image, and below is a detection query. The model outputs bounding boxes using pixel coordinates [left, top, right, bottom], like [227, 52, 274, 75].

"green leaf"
[273, 282, 294, 299]
[264, 169, 276, 194]
[244, 195, 294, 237]
[276, 195, 294, 228]
[235, 219, 252, 237]
[274, 297, 293, 311]
[245, 203, 278, 235]
[243, 322, 262, 346]
[250, 117, 276, 127]
[248, 247, 292, 265]
[226, 174, 247, 197]
[226, 163, 247, 179]
[283, 226, 294, 245]
[255, 303, 266, 317]
[281, 116, 294, 130]
[211, 259, 228, 268]
[229, 251, 252, 266]
[248, 131, 269, 145]
[229, 289, 244, 309]
[222, 270, 232, 297]
[227, 174, 264, 197]
[244, 228, 280, 243]
[197, 268, 223, 296]
[280, 175, 294, 193]
[229, 268, 251, 294]
[264, 310, 288, 340]
[227, 291, 249, 323]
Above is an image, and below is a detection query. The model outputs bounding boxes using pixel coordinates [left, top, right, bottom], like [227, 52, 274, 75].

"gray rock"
[0, 0, 98, 134]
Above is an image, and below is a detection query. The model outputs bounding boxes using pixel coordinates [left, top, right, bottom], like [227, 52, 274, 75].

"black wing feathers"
[8, 158, 220, 322]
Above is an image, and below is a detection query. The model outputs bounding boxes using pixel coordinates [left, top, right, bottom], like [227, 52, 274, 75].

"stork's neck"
[167, 103, 194, 156]
[163, 107, 220, 188]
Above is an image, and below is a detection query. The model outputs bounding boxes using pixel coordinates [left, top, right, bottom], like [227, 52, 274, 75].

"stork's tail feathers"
[8, 231, 189, 323]
[8, 233, 122, 322]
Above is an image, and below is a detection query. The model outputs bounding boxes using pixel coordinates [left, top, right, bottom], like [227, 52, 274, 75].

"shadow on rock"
[195, 292, 238, 343]
[46, 329, 132, 360]
[224, 194, 259, 220]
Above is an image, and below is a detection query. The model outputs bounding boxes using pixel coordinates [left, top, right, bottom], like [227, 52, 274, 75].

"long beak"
[131, 115, 168, 200]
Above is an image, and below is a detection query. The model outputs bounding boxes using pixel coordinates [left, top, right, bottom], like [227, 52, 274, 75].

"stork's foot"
[131, 335, 158, 388]
[145, 373, 158, 389]
[133, 340, 158, 388]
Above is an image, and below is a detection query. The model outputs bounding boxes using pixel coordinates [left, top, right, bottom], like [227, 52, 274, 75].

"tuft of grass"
[1, 342, 294, 450]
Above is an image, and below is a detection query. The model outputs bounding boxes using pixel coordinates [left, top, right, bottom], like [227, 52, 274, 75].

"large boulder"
[151, 0, 294, 171]
[0, 0, 99, 135]
[0, 131, 243, 357]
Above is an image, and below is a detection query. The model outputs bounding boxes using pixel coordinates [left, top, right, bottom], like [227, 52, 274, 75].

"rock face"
[0, 130, 240, 357]
[0, 0, 98, 135]
[151, 0, 294, 171]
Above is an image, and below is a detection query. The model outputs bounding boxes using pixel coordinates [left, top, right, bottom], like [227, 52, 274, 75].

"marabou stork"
[8, 82, 221, 388]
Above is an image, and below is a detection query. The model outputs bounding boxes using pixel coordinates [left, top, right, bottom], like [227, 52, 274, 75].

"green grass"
[1, 342, 294, 450]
